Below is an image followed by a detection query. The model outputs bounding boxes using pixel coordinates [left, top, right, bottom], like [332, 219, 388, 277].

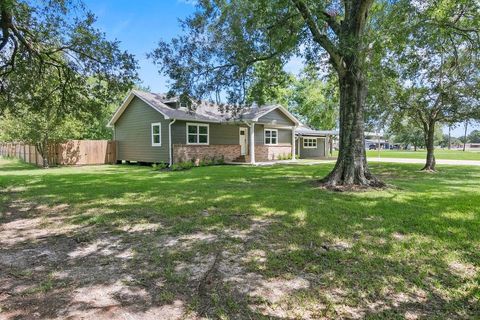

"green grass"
[0, 157, 479, 318]
[364, 149, 480, 160]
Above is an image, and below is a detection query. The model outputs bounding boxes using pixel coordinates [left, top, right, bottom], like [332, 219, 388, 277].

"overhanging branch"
[291, 0, 345, 75]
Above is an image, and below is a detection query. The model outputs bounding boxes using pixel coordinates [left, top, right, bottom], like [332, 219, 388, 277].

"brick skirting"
[173, 144, 241, 163]
[245, 144, 292, 162]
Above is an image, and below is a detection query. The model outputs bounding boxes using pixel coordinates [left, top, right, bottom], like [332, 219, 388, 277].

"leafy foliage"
[0, 0, 139, 166]
[0, 0, 138, 99]
[468, 130, 480, 143]
[370, 0, 480, 169]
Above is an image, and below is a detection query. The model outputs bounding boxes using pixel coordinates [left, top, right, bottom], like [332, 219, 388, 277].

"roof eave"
[252, 105, 300, 126]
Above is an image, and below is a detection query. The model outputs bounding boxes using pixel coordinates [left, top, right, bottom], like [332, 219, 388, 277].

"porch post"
[291, 126, 296, 160]
[249, 123, 255, 164]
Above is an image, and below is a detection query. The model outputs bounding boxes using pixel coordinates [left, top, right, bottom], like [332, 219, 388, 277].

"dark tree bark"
[448, 125, 451, 150]
[421, 120, 436, 171]
[320, 65, 382, 187]
[463, 120, 468, 151]
[293, 0, 383, 188]
[36, 138, 50, 168]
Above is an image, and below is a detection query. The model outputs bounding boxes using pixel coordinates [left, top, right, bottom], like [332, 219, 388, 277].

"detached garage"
[295, 126, 337, 159]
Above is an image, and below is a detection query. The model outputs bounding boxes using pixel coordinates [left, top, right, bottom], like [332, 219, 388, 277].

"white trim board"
[264, 128, 279, 145]
[151, 122, 162, 147]
[186, 122, 210, 145]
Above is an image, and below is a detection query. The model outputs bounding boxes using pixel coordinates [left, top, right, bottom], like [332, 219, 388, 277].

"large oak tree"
[150, 0, 388, 187]
[0, 0, 139, 166]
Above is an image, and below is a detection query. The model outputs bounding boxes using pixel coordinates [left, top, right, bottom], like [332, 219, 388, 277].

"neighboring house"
[364, 132, 390, 150]
[108, 90, 332, 165]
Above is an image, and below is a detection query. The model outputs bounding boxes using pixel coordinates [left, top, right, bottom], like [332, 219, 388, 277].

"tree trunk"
[421, 121, 436, 171]
[463, 120, 468, 151]
[414, 143, 417, 152]
[448, 125, 451, 150]
[320, 68, 383, 188]
[36, 139, 49, 168]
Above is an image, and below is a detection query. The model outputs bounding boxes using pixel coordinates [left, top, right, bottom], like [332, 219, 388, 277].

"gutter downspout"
[169, 119, 177, 166]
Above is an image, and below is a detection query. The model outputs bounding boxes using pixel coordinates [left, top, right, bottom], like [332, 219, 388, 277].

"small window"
[186, 123, 209, 145]
[151, 123, 161, 146]
[264, 129, 278, 145]
[303, 138, 317, 148]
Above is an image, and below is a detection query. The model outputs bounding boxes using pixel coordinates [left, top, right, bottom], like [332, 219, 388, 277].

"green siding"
[172, 121, 242, 145]
[255, 124, 292, 145]
[257, 108, 295, 126]
[298, 137, 326, 158]
[114, 97, 170, 163]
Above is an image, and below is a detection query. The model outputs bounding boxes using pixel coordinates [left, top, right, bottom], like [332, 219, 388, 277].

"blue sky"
[83, 0, 197, 93]
[83, 0, 476, 136]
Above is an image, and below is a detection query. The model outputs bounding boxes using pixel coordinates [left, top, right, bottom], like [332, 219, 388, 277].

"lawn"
[364, 149, 480, 160]
[0, 157, 479, 319]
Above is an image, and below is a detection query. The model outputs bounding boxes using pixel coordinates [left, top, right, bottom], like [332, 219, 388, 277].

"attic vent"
[164, 101, 178, 109]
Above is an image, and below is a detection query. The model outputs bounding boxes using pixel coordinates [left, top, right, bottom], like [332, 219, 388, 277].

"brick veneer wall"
[250, 144, 292, 162]
[173, 144, 241, 163]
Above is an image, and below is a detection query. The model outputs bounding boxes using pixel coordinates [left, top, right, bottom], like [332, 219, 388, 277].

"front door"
[239, 127, 248, 155]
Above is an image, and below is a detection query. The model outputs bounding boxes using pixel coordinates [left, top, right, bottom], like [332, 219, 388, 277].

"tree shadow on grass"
[0, 161, 479, 318]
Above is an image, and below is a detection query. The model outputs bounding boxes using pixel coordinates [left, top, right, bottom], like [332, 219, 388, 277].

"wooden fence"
[0, 140, 117, 166]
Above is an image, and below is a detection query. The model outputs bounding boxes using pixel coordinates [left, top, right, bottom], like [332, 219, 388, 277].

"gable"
[108, 91, 170, 127]
[257, 108, 296, 126]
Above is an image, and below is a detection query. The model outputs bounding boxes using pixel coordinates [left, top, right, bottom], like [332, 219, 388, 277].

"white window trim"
[264, 128, 278, 145]
[303, 137, 317, 149]
[151, 122, 162, 146]
[186, 122, 210, 145]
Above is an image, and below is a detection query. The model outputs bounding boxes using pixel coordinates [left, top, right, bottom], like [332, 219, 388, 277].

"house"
[295, 125, 336, 159]
[107, 90, 332, 165]
[364, 132, 390, 150]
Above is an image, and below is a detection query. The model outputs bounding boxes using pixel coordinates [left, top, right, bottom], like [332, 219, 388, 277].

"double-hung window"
[264, 129, 278, 145]
[187, 123, 209, 145]
[303, 138, 317, 148]
[151, 123, 161, 146]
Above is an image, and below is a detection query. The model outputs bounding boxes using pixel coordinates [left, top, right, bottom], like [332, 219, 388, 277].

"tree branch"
[291, 0, 344, 75]
[318, 10, 341, 36]
[348, 0, 374, 35]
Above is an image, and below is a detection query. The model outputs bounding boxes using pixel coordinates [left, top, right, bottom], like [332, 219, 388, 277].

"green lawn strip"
[364, 149, 480, 160]
[0, 157, 478, 317]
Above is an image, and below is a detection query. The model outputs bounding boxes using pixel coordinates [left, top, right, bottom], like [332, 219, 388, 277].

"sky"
[83, 0, 477, 136]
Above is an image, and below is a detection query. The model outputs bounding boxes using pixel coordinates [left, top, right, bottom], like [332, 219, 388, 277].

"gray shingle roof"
[128, 90, 297, 124]
[296, 125, 338, 136]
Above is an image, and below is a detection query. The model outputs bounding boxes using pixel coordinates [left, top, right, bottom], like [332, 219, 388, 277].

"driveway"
[367, 157, 480, 166]
[292, 158, 480, 166]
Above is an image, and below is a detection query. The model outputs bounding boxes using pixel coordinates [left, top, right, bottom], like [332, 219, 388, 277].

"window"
[264, 129, 278, 145]
[303, 138, 317, 148]
[186, 123, 209, 145]
[151, 123, 161, 146]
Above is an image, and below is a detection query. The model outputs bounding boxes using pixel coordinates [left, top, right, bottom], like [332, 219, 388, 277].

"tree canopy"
[0, 0, 139, 166]
[150, 0, 390, 187]
[0, 0, 138, 110]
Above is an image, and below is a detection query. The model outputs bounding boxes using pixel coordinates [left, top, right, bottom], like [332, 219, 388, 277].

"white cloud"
[177, 0, 198, 5]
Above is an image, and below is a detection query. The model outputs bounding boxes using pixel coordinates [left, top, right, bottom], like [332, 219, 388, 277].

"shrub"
[171, 161, 194, 171]
[152, 162, 169, 171]
[199, 158, 213, 166]
[214, 156, 225, 165]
